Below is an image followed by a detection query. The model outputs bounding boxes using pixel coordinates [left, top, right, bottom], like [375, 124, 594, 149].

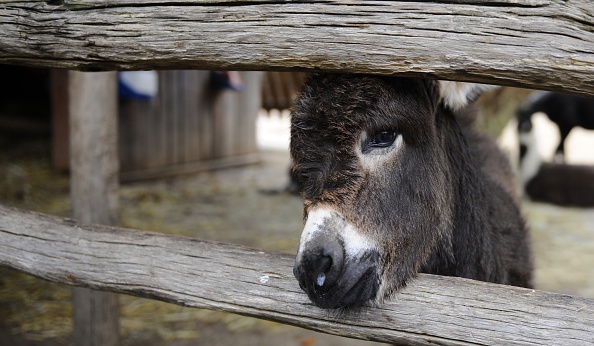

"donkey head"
[291, 74, 490, 309]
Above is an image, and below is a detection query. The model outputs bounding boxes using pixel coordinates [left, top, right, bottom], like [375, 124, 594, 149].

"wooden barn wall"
[261, 71, 307, 111]
[118, 70, 263, 181]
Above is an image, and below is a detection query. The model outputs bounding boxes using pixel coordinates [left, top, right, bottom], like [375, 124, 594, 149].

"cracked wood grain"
[0, 0, 593, 95]
[1, 204, 593, 345]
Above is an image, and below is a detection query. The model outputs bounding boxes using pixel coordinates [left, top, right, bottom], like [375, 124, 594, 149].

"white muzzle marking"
[296, 207, 377, 263]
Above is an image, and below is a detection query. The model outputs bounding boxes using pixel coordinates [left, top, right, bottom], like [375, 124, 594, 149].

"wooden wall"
[261, 71, 307, 111]
[51, 70, 263, 181]
[118, 70, 262, 181]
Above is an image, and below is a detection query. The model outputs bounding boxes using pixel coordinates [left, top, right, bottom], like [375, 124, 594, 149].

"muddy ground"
[1, 112, 593, 345]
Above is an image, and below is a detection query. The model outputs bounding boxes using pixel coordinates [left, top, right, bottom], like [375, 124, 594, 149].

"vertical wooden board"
[137, 100, 154, 170]
[210, 87, 223, 159]
[183, 70, 203, 162]
[212, 94, 222, 161]
[179, 70, 190, 162]
[132, 101, 147, 171]
[260, 71, 305, 111]
[196, 71, 210, 160]
[200, 72, 215, 160]
[213, 88, 236, 159]
[226, 88, 239, 158]
[134, 100, 145, 170]
[201, 76, 216, 160]
[156, 71, 167, 166]
[235, 71, 252, 155]
[118, 100, 133, 172]
[234, 72, 247, 156]
[174, 70, 186, 164]
[50, 69, 70, 172]
[292, 72, 307, 98]
[270, 71, 286, 110]
[261, 71, 274, 111]
[169, 71, 181, 165]
[236, 71, 263, 155]
[131, 100, 144, 171]
[152, 73, 167, 170]
[193, 70, 205, 162]
[68, 70, 120, 346]
[123, 101, 141, 171]
[195, 72, 207, 160]
[160, 71, 172, 165]
[173, 70, 183, 165]
[160, 71, 174, 166]
[167, 70, 178, 165]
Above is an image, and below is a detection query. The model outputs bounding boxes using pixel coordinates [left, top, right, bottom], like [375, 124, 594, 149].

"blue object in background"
[118, 71, 159, 100]
[211, 71, 244, 92]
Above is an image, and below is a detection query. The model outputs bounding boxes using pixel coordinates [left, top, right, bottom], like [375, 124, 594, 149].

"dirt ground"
[1, 111, 593, 345]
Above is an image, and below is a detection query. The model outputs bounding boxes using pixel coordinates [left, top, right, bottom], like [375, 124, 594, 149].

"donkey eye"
[368, 130, 398, 148]
[361, 129, 400, 155]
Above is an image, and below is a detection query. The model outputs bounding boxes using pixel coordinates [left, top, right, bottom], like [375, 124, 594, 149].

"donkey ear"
[438, 81, 497, 111]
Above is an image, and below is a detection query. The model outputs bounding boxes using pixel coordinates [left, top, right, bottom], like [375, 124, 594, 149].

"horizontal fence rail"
[1, 0, 593, 95]
[1, 204, 593, 346]
[2, 2, 594, 344]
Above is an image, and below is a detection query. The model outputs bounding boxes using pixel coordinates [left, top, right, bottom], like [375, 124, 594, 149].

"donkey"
[517, 91, 594, 161]
[291, 74, 533, 309]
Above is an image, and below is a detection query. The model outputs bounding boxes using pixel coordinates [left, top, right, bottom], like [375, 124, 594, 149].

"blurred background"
[0, 66, 592, 345]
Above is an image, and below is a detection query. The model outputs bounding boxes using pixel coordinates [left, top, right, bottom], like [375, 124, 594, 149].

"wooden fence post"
[69, 70, 120, 346]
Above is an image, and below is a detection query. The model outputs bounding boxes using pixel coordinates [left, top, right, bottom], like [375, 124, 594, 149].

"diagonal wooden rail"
[1, 204, 593, 346]
[1, 0, 593, 95]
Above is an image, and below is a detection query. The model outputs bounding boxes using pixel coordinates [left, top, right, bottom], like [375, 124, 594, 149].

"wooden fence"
[1, 1, 593, 345]
[2, 205, 593, 345]
[1, 0, 592, 95]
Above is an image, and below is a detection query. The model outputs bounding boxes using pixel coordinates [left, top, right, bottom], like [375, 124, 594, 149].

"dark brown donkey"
[291, 74, 533, 309]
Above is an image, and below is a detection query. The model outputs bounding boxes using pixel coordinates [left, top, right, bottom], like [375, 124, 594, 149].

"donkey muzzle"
[293, 209, 380, 309]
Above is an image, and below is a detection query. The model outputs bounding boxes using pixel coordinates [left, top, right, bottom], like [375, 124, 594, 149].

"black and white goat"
[519, 117, 594, 207]
[517, 91, 594, 162]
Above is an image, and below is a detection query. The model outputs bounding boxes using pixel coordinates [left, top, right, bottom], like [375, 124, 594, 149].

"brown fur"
[291, 74, 532, 309]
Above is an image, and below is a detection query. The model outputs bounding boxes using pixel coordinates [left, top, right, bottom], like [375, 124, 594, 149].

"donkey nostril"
[316, 272, 326, 287]
[314, 254, 333, 287]
[309, 248, 343, 290]
[295, 234, 345, 295]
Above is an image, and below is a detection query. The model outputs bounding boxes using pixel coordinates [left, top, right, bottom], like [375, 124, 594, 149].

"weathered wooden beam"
[1, 204, 592, 346]
[69, 71, 120, 345]
[0, 1, 593, 95]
